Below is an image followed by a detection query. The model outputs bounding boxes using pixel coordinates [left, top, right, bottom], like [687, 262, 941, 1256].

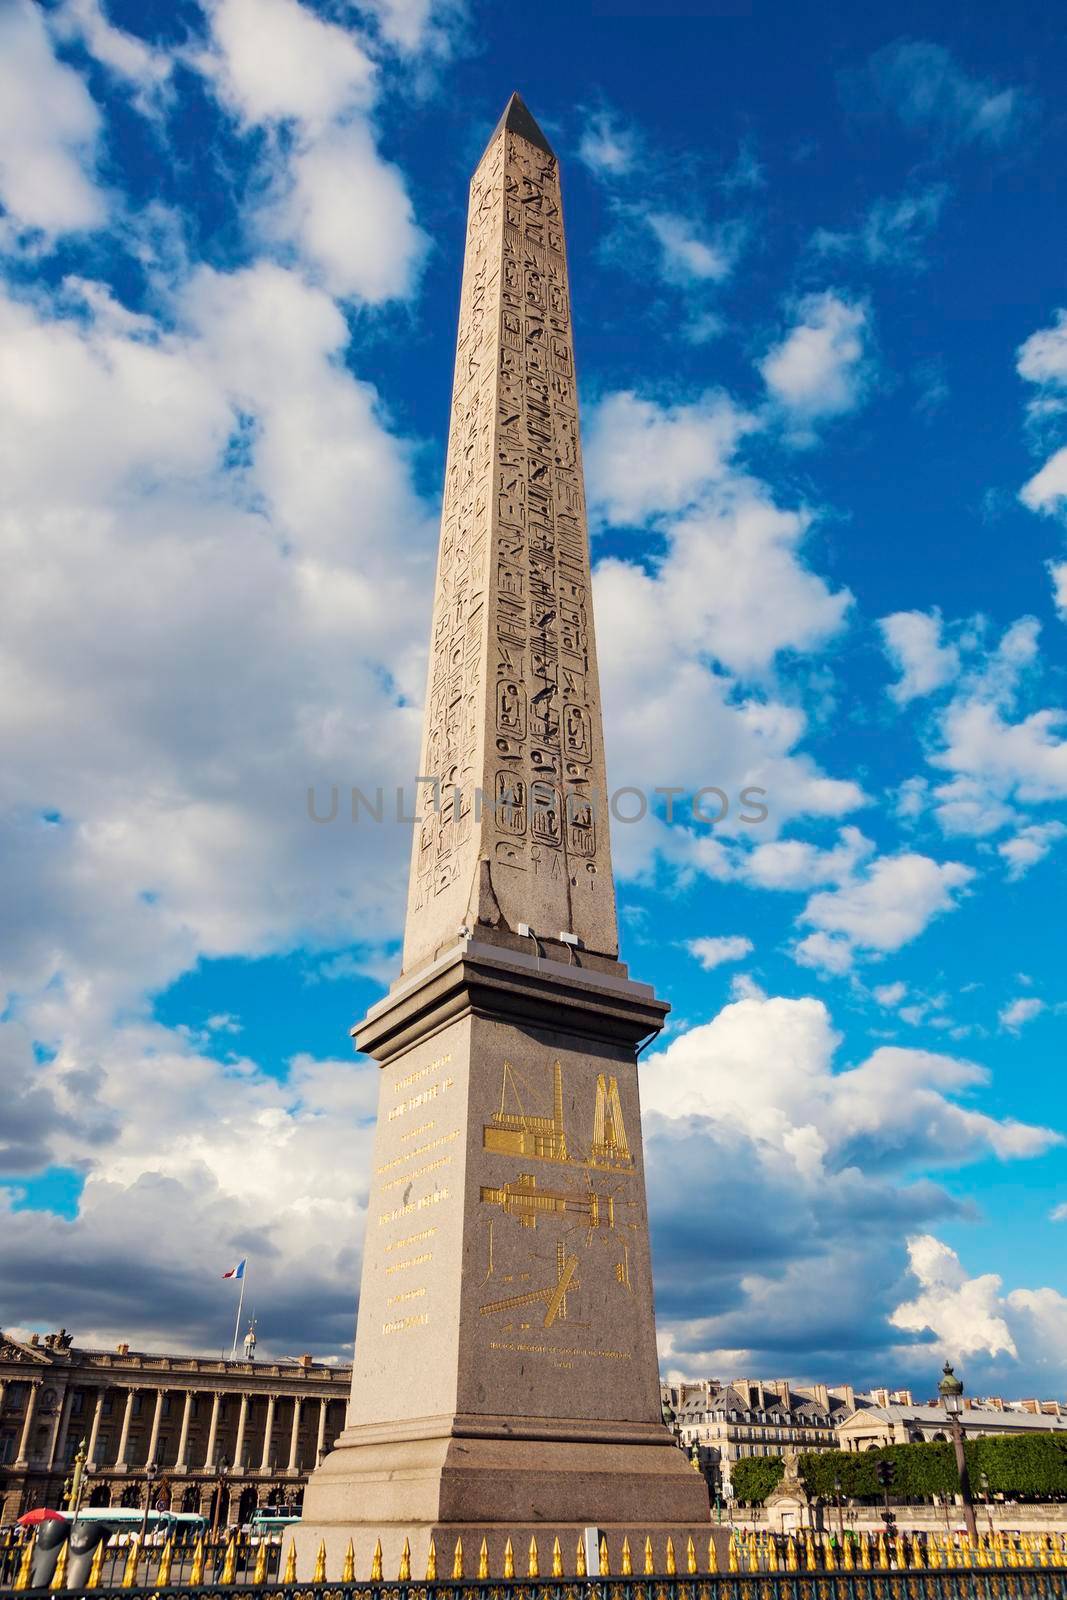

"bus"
[65, 1508, 208, 1544]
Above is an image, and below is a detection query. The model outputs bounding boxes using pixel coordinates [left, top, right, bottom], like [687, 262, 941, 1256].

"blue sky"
[2, 0, 1066, 1397]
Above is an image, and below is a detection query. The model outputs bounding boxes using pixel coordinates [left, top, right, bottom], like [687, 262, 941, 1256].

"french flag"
[222, 1259, 246, 1280]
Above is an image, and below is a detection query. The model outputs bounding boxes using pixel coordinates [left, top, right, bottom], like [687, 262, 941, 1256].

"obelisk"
[297, 94, 709, 1577]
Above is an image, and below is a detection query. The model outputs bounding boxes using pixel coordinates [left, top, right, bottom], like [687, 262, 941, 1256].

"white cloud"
[798, 851, 974, 967]
[585, 390, 753, 525]
[269, 121, 428, 301]
[578, 109, 636, 177]
[999, 997, 1045, 1031]
[1017, 312, 1067, 518]
[1050, 561, 1067, 620]
[1021, 447, 1067, 516]
[206, 0, 375, 128]
[920, 617, 1067, 835]
[879, 608, 960, 703]
[647, 212, 734, 284]
[998, 821, 1066, 879]
[200, 0, 428, 303]
[862, 40, 1034, 151]
[1017, 310, 1067, 391]
[52, 0, 171, 104]
[0, 0, 106, 235]
[812, 184, 948, 271]
[873, 981, 907, 1008]
[891, 1236, 1017, 1361]
[353, 0, 464, 55]
[793, 930, 854, 974]
[687, 934, 754, 970]
[744, 826, 873, 891]
[760, 292, 872, 440]
[641, 995, 1056, 1386]
[1051, 1204, 1067, 1223]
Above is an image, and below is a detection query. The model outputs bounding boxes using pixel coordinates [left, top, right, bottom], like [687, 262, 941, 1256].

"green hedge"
[729, 1433, 1067, 1504]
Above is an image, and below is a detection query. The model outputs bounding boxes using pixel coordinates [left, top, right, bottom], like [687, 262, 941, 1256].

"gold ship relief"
[482, 1059, 634, 1172]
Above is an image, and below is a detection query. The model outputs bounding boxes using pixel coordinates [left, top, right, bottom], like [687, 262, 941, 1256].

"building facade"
[664, 1380, 856, 1498]
[0, 1329, 351, 1526]
[837, 1400, 1067, 1452]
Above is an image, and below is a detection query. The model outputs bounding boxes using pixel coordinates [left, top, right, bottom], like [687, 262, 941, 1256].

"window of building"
[71, 1391, 85, 1416]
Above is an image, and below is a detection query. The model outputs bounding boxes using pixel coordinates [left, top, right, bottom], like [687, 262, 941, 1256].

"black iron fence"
[3, 1575, 1067, 1600]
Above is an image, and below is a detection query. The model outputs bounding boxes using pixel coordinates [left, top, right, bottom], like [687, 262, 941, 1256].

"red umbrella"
[17, 1509, 67, 1527]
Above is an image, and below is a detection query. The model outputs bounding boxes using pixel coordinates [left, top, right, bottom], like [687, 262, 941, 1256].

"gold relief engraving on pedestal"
[480, 1240, 579, 1328]
[482, 1058, 635, 1174]
[480, 1174, 615, 1231]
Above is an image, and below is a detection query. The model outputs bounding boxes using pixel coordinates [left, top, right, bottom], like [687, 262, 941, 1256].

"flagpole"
[231, 1264, 247, 1359]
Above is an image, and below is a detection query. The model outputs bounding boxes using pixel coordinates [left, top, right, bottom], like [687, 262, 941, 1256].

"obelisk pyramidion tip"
[481, 92, 555, 163]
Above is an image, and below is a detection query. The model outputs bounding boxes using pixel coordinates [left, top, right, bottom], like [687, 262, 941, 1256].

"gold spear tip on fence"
[621, 1536, 632, 1576]
[551, 1536, 563, 1578]
[477, 1537, 489, 1580]
[503, 1536, 515, 1579]
[398, 1537, 411, 1580]
[644, 1535, 655, 1575]
[342, 1539, 355, 1582]
[426, 1535, 437, 1580]
[371, 1539, 383, 1581]
[575, 1534, 587, 1578]
[666, 1534, 677, 1575]
[707, 1534, 718, 1572]
[527, 1535, 539, 1578]
[452, 1537, 464, 1579]
[599, 1534, 609, 1576]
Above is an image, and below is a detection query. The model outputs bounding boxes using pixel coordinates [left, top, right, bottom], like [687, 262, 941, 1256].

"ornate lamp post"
[938, 1362, 977, 1541]
[209, 1460, 230, 1544]
[138, 1461, 158, 1547]
[832, 1474, 845, 1543]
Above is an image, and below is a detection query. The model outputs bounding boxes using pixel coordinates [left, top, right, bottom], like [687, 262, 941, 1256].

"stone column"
[146, 1388, 164, 1465]
[234, 1394, 249, 1469]
[86, 1390, 105, 1468]
[50, 1387, 75, 1469]
[14, 1381, 41, 1466]
[316, 1398, 327, 1463]
[115, 1389, 136, 1469]
[175, 1391, 194, 1470]
[259, 1395, 276, 1472]
[287, 1397, 302, 1471]
[203, 1392, 221, 1468]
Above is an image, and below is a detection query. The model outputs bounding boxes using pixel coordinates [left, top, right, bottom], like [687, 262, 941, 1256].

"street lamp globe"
[938, 1361, 964, 1418]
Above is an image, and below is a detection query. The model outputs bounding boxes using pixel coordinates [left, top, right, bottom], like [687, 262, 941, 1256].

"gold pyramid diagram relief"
[483, 1058, 635, 1171]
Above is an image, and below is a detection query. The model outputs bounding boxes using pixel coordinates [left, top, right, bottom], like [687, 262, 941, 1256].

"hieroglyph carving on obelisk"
[404, 96, 617, 975]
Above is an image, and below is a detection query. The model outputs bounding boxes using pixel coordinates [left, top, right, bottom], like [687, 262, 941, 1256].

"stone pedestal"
[295, 941, 709, 1575]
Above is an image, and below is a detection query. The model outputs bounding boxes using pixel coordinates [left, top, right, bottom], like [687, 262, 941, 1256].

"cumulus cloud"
[0, 0, 107, 235]
[879, 609, 960, 703]
[584, 390, 754, 525]
[889, 1235, 1067, 1394]
[200, 0, 428, 301]
[797, 851, 974, 971]
[760, 292, 872, 442]
[686, 935, 754, 970]
[642, 995, 1058, 1380]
